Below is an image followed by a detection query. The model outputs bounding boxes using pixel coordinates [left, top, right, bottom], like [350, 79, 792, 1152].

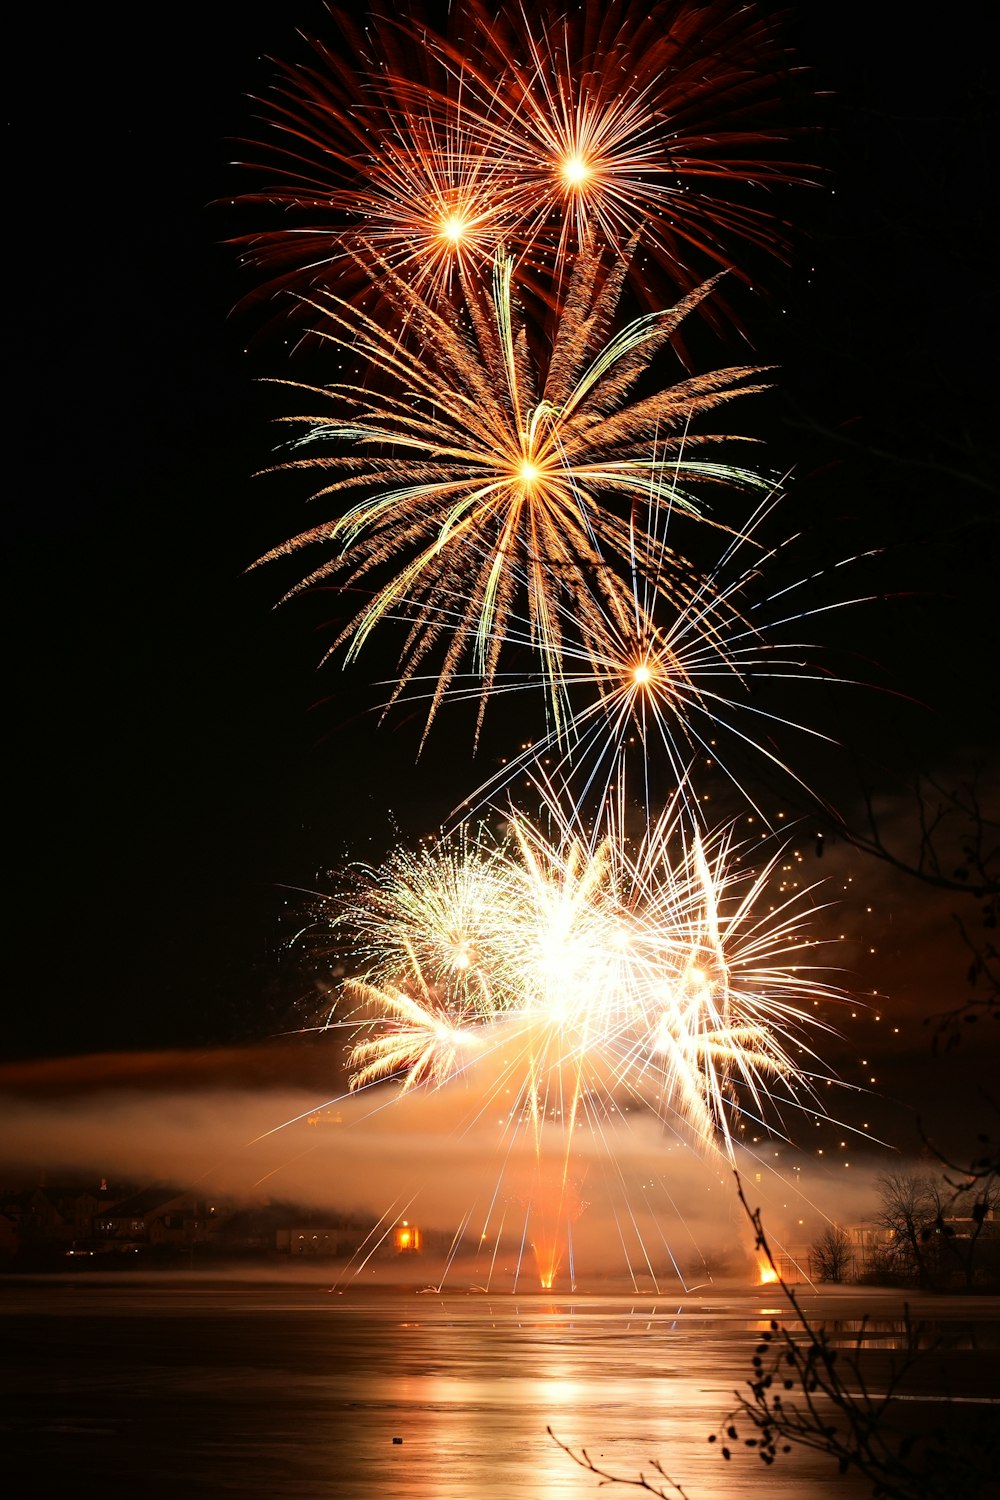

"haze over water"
[6, 1280, 996, 1499]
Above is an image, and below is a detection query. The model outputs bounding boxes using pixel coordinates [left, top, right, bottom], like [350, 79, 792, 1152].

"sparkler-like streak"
[346, 978, 483, 1094]
[254, 239, 771, 732]
[428, 485, 877, 834]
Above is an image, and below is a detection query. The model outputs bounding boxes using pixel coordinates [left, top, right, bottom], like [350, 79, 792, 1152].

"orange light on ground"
[535, 1240, 562, 1290]
[394, 1221, 422, 1252]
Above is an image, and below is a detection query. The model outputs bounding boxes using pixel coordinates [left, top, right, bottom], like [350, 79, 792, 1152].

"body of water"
[3, 1278, 998, 1498]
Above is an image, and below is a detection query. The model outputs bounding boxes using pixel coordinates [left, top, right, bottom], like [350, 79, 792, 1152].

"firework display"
[236, 1, 853, 1288]
[335, 800, 840, 1152]
[232, 0, 811, 333]
[254, 241, 771, 731]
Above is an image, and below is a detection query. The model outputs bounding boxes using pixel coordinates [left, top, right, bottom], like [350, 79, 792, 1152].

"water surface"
[4, 1280, 997, 1498]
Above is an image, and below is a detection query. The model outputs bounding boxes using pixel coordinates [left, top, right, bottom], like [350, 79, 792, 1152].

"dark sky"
[4, 0, 997, 1155]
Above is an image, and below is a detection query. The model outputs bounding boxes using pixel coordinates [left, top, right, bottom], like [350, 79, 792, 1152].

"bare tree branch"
[549, 1428, 693, 1499]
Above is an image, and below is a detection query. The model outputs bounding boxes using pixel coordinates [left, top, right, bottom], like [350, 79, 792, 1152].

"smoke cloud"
[0, 1045, 900, 1281]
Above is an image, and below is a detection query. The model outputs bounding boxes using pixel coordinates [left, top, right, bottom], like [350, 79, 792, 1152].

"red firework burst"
[228, 0, 815, 344]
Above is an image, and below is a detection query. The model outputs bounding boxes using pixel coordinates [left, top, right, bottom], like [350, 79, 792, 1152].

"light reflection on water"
[3, 1283, 997, 1498]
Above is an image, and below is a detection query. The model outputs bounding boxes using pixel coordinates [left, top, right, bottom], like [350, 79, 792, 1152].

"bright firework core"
[257, 239, 770, 734]
[332, 810, 839, 1158]
[559, 152, 593, 188]
[438, 213, 469, 245]
[325, 805, 845, 1286]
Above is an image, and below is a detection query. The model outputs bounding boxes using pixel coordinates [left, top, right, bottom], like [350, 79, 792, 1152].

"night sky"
[5, 1, 997, 1164]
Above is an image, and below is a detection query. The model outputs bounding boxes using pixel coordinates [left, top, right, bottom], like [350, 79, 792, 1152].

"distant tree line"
[810, 1170, 1000, 1293]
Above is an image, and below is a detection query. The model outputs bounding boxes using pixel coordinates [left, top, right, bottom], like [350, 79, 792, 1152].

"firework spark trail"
[229, 4, 517, 333]
[387, 479, 875, 835]
[331, 798, 845, 1163]
[254, 240, 772, 732]
[301, 795, 849, 1286]
[231, 0, 813, 337]
[423, 0, 813, 316]
[230, 3, 867, 1288]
